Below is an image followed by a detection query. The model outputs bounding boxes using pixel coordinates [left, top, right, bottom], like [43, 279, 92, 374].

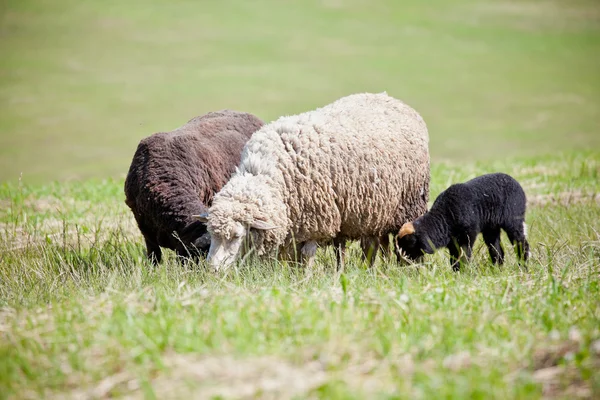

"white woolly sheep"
[195, 92, 430, 271]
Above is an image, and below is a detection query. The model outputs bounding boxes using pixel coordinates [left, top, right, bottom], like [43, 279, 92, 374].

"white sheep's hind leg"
[380, 234, 392, 260]
[333, 237, 347, 272]
[301, 241, 318, 270]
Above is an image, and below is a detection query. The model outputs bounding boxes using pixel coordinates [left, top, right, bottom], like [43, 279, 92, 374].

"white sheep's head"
[193, 211, 278, 272]
[194, 171, 287, 271]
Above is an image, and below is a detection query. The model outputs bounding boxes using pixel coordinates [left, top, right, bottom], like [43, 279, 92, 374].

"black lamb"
[124, 110, 264, 264]
[395, 172, 530, 271]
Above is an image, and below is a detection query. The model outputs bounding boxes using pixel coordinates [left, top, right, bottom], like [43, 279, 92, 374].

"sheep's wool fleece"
[206, 92, 430, 255]
[124, 110, 263, 259]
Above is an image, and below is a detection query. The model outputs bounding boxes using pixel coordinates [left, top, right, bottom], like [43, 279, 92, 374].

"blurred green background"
[1, 0, 599, 184]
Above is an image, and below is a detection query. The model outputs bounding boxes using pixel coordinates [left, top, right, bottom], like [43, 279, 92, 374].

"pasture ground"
[1, 0, 600, 398]
[1, 152, 599, 399]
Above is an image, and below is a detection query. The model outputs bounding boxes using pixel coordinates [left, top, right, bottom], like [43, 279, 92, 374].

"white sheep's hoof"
[300, 241, 318, 270]
[301, 241, 318, 257]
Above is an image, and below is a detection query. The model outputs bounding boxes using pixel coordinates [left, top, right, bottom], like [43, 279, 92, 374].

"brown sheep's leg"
[144, 236, 162, 265]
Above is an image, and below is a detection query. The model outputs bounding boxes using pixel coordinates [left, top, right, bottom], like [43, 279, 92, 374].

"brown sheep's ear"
[250, 219, 278, 230]
[398, 222, 415, 239]
[192, 213, 209, 223]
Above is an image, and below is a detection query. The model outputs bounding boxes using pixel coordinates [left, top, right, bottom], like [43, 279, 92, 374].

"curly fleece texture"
[124, 110, 264, 263]
[206, 92, 430, 258]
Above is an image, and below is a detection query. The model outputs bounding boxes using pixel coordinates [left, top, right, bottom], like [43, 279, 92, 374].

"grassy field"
[1, 152, 599, 399]
[1, 0, 600, 399]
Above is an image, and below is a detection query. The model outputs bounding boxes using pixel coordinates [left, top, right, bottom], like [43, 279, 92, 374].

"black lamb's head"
[394, 221, 434, 262]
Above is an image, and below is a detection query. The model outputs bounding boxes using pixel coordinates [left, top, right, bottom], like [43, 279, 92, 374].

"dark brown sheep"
[124, 110, 264, 264]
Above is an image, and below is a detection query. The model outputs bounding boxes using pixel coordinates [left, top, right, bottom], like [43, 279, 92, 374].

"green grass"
[1, 0, 599, 398]
[1, 152, 599, 399]
[1, 0, 600, 183]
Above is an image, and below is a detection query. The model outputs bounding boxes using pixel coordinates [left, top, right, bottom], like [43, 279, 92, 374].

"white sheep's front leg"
[360, 236, 380, 267]
[300, 241, 318, 270]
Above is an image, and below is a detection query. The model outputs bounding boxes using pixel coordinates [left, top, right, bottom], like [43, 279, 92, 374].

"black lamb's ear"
[397, 222, 415, 239]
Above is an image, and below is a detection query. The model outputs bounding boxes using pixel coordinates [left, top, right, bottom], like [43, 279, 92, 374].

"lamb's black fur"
[395, 173, 529, 271]
[124, 110, 263, 264]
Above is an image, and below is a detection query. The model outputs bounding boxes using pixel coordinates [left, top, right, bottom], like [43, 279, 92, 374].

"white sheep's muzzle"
[206, 236, 243, 272]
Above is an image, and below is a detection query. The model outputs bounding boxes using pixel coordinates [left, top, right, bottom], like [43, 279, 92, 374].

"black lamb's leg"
[460, 243, 472, 270]
[451, 233, 475, 272]
[482, 228, 504, 265]
[505, 220, 530, 268]
[449, 242, 462, 272]
[461, 230, 480, 267]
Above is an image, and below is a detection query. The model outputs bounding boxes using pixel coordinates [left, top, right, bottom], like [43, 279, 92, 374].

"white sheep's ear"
[398, 222, 415, 239]
[192, 213, 209, 223]
[250, 219, 278, 230]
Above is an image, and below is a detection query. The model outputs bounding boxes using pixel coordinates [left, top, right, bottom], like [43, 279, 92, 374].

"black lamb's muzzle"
[395, 246, 424, 263]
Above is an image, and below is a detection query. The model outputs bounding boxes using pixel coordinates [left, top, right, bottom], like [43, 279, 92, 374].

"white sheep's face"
[192, 212, 279, 272]
[206, 222, 247, 271]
